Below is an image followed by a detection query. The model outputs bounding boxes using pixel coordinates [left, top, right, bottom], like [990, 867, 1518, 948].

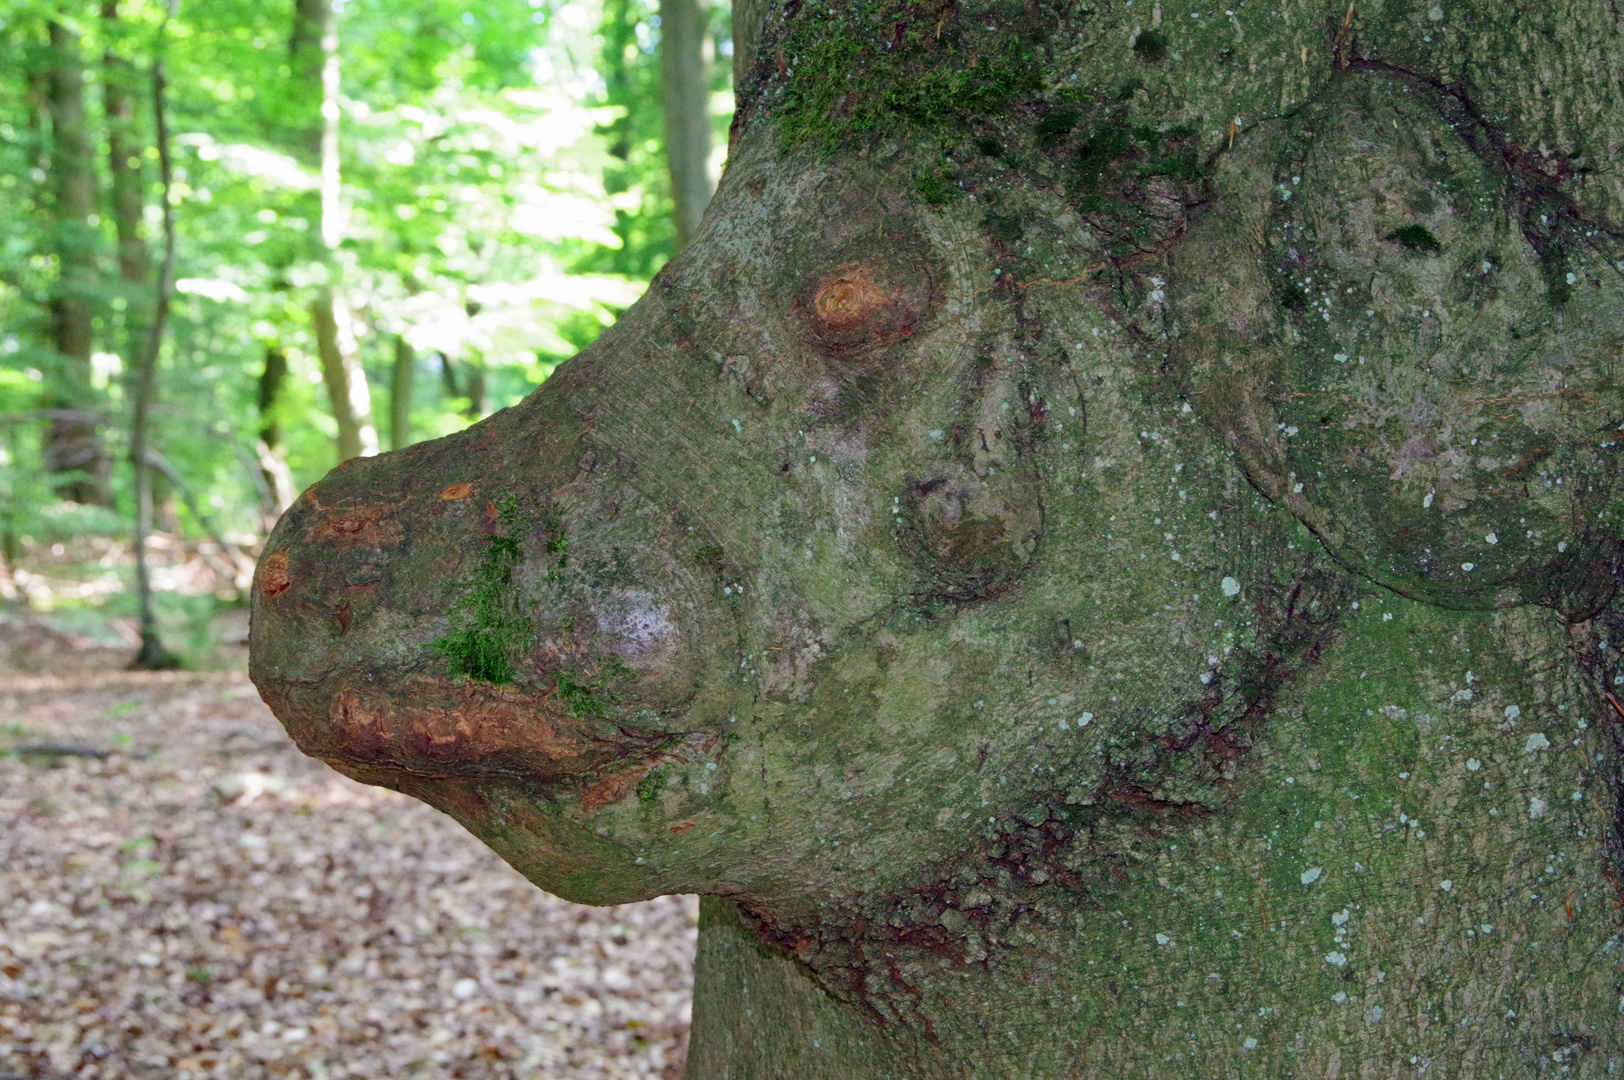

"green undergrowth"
[433, 492, 534, 684]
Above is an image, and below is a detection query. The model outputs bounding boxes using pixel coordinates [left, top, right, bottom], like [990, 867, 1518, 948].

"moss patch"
[1387, 223, 1442, 252]
[767, 0, 1046, 149]
[553, 660, 634, 719]
[432, 493, 534, 684]
[1131, 28, 1167, 61]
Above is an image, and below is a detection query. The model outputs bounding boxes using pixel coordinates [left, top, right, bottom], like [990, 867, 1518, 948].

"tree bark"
[44, 20, 111, 507]
[251, 0, 1624, 1074]
[660, 0, 713, 246]
[389, 334, 413, 450]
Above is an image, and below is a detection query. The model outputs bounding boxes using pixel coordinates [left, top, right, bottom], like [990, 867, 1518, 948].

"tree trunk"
[291, 0, 373, 467]
[256, 344, 295, 516]
[310, 292, 377, 463]
[129, 6, 179, 672]
[102, 2, 150, 309]
[251, 0, 1624, 1074]
[44, 20, 111, 507]
[287, 0, 328, 161]
[661, 0, 714, 246]
[461, 357, 484, 421]
[389, 334, 414, 450]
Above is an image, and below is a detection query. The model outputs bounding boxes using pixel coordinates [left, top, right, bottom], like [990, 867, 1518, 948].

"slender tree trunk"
[461, 357, 484, 421]
[310, 292, 376, 463]
[44, 21, 111, 507]
[255, 344, 295, 515]
[389, 334, 414, 451]
[102, 2, 150, 295]
[252, 0, 1624, 1074]
[257, 345, 287, 458]
[290, 0, 374, 466]
[129, 4, 180, 671]
[660, 0, 713, 246]
[287, 0, 327, 161]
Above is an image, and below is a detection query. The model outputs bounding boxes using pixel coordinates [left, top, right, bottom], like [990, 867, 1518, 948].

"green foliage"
[0, 0, 729, 639]
[432, 492, 532, 684]
[586, 0, 732, 277]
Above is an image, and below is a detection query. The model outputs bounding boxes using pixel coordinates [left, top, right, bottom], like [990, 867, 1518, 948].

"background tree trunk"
[291, 0, 375, 466]
[44, 20, 111, 507]
[660, 0, 712, 246]
[310, 292, 376, 463]
[251, 0, 1624, 1074]
[129, 4, 179, 671]
[256, 344, 295, 517]
[102, 1, 151, 335]
[389, 333, 413, 450]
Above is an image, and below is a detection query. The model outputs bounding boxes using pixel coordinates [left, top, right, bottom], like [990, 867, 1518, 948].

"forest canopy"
[0, 0, 731, 658]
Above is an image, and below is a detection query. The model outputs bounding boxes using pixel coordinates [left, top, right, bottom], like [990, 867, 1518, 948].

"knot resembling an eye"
[813, 265, 892, 330]
[794, 253, 936, 360]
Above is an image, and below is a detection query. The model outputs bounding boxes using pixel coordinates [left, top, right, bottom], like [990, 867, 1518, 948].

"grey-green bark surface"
[252, 0, 1624, 1074]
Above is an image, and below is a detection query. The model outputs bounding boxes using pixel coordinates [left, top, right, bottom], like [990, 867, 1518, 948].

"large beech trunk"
[252, 0, 1624, 1074]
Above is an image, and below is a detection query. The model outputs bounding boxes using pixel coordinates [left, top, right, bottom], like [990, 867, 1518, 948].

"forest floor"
[0, 611, 696, 1079]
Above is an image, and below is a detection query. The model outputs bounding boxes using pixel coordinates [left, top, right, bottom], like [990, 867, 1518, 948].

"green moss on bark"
[432, 492, 533, 684]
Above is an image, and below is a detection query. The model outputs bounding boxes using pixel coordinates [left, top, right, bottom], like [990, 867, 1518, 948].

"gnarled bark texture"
[252, 0, 1624, 1074]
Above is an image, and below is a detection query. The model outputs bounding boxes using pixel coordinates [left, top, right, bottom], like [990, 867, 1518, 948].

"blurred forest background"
[0, 0, 733, 670]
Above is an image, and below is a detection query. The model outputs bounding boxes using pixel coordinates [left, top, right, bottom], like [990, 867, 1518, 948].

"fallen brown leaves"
[0, 671, 695, 1079]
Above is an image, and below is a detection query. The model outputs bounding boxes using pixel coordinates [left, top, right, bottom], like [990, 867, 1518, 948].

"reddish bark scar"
[259, 550, 292, 597]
